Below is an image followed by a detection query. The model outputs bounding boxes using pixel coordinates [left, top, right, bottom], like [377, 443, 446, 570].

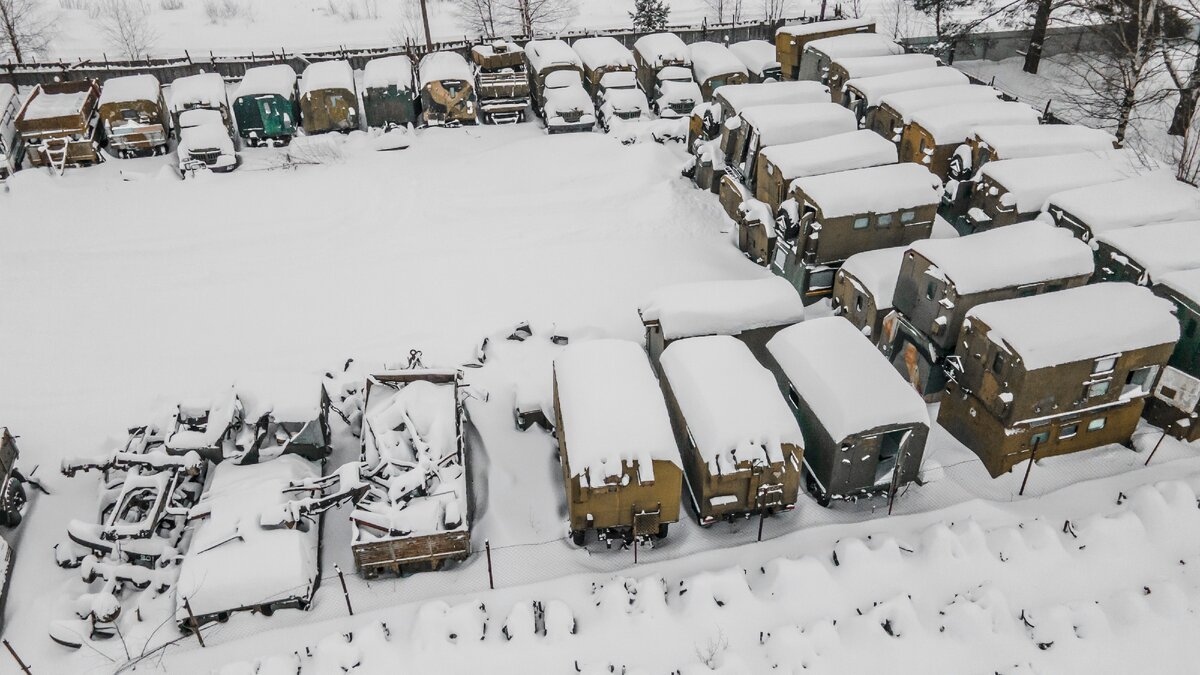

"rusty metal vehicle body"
[352, 369, 471, 577]
[98, 74, 170, 157]
[15, 80, 103, 171]
[300, 60, 361, 134]
[362, 55, 419, 129]
[525, 39, 585, 117]
[419, 51, 478, 126]
[0, 84, 26, 178]
[1144, 269, 1200, 441]
[797, 33, 903, 83]
[841, 65, 967, 123]
[897, 99, 1039, 180]
[824, 53, 938, 104]
[689, 41, 750, 101]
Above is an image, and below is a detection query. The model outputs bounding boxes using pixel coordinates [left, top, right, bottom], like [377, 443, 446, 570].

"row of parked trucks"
[674, 17, 1200, 484]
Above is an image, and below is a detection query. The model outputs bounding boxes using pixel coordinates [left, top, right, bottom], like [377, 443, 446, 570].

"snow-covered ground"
[2, 118, 1198, 674]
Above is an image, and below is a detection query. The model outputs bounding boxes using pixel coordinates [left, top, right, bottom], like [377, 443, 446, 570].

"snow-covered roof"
[793, 162, 940, 219]
[831, 53, 938, 80]
[803, 33, 904, 59]
[300, 60, 355, 96]
[877, 84, 1002, 121]
[639, 276, 804, 340]
[1159, 268, 1200, 304]
[659, 336, 803, 473]
[689, 41, 749, 84]
[909, 100, 1039, 143]
[971, 124, 1116, 160]
[178, 114, 235, 155]
[981, 148, 1157, 214]
[168, 73, 228, 113]
[1095, 220, 1200, 281]
[22, 86, 91, 120]
[969, 283, 1180, 370]
[1044, 172, 1200, 235]
[633, 32, 691, 68]
[728, 40, 778, 75]
[739, 102, 857, 146]
[553, 340, 680, 484]
[525, 39, 583, 72]
[363, 55, 414, 91]
[572, 36, 636, 71]
[767, 317, 930, 440]
[909, 221, 1095, 295]
[419, 51, 474, 87]
[839, 245, 908, 309]
[233, 64, 297, 100]
[761, 129, 896, 181]
[0, 83, 16, 112]
[99, 74, 161, 105]
[776, 17, 874, 38]
[844, 66, 968, 106]
[715, 81, 828, 111]
[176, 455, 320, 618]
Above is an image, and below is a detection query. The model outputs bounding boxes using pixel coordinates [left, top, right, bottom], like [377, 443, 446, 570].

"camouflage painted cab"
[1145, 269, 1200, 441]
[362, 55, 418, 129]
[728, 40, 781, 83]
[168, 73, 232, 131]
[0, 84, 25, 178]
[300, 60, 361, 134]
[766, 317, 930, 506]
[688, 41, 749, 101]
[232, 64, 299, 146]
[15, 79, 103, 170]
[553, 340, 682, 547]
[419, 51, 478, 126]
[98, 74, 170, 157]
[471, 41, 530, 124]
[659, 336, 804, 525]
[775, 18, 875, 81]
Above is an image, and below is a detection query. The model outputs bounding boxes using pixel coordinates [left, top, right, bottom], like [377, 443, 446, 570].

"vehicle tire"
[217, 612, 230, 623]
[657, 523, 669, 539]
[260, 604, 274, 617]
[571, 529, 586, 547]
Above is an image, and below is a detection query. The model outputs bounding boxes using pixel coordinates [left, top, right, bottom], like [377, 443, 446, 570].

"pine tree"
[630, 0, 670, 31]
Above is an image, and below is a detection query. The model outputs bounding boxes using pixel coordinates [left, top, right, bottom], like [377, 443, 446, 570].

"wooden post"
[3, 640, 32, 675]
[633, 533, 638, 564]
[1019, 436, 1041, 497]
[418, 0, 433, 49]
[335, 564, 354, 616]
[1144, 426, 1171, 466]
[485, 540, 495, 589]
[182, 597, 206, 648]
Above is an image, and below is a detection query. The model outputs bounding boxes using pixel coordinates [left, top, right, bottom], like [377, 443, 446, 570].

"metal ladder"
[44, 142, 69, 176]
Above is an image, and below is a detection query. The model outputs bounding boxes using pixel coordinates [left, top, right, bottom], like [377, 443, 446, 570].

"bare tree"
[760, 0, 789, 22]
[1058, 0, 1189, 143]
[0, 0, 55, 63]
[95, 0, 157, 60]
[703, 0, 744, 24]
[500, 0, 577, 35]
[454, 0, 507, 37]
[880, 0, 920, 39]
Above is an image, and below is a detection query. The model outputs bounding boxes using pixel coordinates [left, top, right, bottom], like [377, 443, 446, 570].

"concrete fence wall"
[900, 24, 1111, 64]
[0, 16, 812, 89]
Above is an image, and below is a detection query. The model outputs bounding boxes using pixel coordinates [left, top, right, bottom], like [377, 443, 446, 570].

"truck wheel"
[657, 523, 669, 539]
[571, 529, 586, 546]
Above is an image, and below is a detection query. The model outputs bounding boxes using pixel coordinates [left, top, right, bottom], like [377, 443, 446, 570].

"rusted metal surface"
[15, 79, 103, 169]
[99, 94, 169, 156]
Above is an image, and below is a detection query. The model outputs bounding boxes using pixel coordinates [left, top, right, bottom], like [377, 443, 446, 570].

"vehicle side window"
[852, 216, 869, 229]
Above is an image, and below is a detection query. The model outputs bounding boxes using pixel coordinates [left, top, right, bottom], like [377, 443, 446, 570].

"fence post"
[1018, 435, 1041, 497]
[485, 539, 495, 589]
[335, 564, 354, 616]
[3, 640, 32, 675]
[183, 597, 206, 648]
[1144, 426, 1171, 466]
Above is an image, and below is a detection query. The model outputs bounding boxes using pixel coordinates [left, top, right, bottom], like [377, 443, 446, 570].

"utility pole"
[418, 0, 433, 48]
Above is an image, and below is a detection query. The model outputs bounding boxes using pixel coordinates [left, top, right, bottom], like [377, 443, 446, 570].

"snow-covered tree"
[94, 0, 157, 60]
[630, 0, 670, 31]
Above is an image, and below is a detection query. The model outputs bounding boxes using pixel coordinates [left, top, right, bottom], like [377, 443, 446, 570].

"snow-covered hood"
[545, 84, 596, 117]
[658, 79, 701, 104]
[601, 88, 649, 115]
[179, 119, 235, 155]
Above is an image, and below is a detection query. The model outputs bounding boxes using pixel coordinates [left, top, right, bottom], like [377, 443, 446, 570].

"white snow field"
[1, 121, 1198, 675]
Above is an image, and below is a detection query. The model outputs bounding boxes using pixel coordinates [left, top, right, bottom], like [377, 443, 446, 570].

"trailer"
[15, 79, 103, 172]
[471, 41, 530, 124]
[352, 369, 471, 577]
[98, 74, 170, 157]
